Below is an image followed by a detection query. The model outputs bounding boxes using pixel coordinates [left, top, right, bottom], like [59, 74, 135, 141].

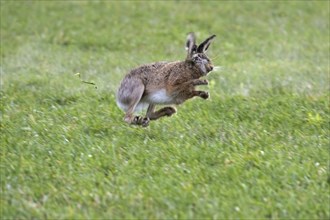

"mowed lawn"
[1, 1, 329, 219]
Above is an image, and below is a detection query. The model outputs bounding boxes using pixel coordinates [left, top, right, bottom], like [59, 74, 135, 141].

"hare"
[116, 32, 216, 127]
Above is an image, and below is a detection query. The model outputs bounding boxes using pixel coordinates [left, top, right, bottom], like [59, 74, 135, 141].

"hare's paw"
[163, 107, 177, 117]
[132, 116, 140, 124]
[193, 79, 209, 86]
[132, 116, 150, 127]
[200, 91, 209, 99]
[201, 79, 209, 85]
[141, 117, 150, 127]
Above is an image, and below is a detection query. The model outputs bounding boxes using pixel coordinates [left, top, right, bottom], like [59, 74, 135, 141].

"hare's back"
[128, 61, 169, 77]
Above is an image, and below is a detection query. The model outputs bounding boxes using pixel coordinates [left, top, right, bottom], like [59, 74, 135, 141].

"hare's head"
[186, 33, 216, 76]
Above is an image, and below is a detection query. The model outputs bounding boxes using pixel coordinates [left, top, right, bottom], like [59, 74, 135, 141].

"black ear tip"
[192, 44, 197, 52]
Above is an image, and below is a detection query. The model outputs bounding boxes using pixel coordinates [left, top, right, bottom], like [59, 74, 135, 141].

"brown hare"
[116, 32, 216, 127]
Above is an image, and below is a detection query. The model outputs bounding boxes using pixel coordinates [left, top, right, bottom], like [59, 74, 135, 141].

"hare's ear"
[197, 34, 216, 53]
[186, 32, 197, 60]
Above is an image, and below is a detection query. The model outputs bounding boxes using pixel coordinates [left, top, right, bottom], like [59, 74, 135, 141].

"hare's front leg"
[181, 79, 209, 100]
[192, 79, 210, 99]
[192, 79, 209, 86]
[193, 90, 209, 99]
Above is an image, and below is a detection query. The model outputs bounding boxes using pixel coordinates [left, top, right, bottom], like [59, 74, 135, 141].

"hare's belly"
[117, 89, 175, 113]
[144, 89, 173, 104]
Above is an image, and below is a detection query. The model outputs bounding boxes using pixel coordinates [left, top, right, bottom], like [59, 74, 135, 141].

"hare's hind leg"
[146, 104, 176, 121]
[119, 81, 147, 126]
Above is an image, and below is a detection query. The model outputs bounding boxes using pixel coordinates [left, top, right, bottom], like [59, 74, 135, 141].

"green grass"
[1, 1, 329, 219]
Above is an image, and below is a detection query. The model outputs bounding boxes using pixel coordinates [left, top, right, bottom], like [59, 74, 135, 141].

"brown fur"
[116, 33, 216, 126]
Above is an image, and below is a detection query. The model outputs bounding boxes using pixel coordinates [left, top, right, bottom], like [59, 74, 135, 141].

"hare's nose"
[209, 66, 213, 71]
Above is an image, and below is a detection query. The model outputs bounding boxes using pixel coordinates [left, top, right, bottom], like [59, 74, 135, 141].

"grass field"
[1, 1, 329, 219]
